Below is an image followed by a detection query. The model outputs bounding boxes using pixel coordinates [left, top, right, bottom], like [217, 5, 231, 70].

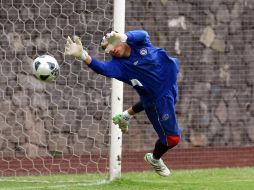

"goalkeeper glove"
[101, 31, 127, 53]
[112, 110, 132, 133]
[64, 36, 88, 61]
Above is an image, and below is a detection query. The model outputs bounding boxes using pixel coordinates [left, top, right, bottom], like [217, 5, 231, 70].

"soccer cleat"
[112, 113, 129, 133]
[144, 153, 171, 177]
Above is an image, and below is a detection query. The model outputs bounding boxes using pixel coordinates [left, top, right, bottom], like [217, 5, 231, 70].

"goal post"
[0, 0, 126, 182]
[109, 0, 126, 181]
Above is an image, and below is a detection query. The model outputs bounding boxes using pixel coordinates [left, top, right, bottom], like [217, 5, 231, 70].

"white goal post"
[109, 0, 126, 181]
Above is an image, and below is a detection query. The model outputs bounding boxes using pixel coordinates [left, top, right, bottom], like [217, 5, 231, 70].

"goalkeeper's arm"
[65, 31, 128, 59]
[64, 35, 125, 81]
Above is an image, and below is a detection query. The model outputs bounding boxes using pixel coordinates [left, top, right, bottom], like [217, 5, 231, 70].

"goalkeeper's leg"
[153, 136, 180, 159]
[144, 95, 181, 176]
[144, 136, 180, 177]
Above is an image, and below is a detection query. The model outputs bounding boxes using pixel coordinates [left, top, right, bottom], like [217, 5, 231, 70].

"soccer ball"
[32, 55, 59, 81]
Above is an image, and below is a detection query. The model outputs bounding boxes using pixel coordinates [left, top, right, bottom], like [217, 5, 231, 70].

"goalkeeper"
[65, 30, 181, 177]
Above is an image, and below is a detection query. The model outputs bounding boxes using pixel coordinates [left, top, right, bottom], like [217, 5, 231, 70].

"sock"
[153, 139, 170, 160]
[151, 154, 159, 162]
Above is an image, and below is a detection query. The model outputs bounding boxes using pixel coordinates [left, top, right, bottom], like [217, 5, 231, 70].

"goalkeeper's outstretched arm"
[64, 35, 125, 80]
[65, 30, 127, 62]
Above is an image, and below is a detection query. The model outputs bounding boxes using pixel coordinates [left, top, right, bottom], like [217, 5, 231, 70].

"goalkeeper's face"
[110, 43, 130, 58]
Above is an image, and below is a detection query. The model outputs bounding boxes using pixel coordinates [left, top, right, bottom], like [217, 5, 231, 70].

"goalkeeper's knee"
[166, 135, 180, 148]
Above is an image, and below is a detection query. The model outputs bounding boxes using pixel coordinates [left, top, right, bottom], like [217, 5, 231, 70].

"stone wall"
[0, 0, 253, 158]
[123, 0, 254, 150]
[0, 0, 114, 157]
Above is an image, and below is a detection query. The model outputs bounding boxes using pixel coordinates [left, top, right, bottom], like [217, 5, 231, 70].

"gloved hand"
[64, 36, 88, 61]
[112, 111, 132, 133]
[101, 31, 127, 53]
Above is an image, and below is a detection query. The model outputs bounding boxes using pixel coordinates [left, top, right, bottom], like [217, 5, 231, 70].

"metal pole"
[109, 0, 125, 181]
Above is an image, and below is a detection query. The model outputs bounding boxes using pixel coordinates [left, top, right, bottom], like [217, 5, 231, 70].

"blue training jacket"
[88, 30, 179, 107]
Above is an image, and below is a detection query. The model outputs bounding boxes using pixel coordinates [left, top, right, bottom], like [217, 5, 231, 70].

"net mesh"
[0, 0, 113, 177]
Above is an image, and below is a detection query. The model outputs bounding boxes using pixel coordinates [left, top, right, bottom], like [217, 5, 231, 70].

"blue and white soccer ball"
[32, 55, 59, 82]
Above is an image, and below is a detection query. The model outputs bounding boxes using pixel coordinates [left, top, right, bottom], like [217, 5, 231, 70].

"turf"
[0, 167, 253, 190]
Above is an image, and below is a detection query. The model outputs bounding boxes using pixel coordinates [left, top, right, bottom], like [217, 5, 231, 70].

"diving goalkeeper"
[64, 30, 181, 177]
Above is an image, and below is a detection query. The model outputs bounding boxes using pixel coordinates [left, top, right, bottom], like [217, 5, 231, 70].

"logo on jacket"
[133, 61, 138, 65]
[161, 114, 169, 121]
[139, 48, 147, 56]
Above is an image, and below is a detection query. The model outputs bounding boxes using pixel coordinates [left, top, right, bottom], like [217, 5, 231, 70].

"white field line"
[0, 178, 107, 184]
[0, 179, 109, 190]
[1, 184, 68, 190]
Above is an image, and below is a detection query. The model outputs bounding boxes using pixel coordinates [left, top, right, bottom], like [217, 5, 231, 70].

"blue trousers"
[144, 92, 181, 146]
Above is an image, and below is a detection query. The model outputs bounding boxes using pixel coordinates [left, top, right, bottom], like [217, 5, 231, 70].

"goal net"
[0, 0, 114, 181]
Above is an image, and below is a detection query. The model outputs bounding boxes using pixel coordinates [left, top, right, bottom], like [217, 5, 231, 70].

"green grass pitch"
[0, 167, 253, 190]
